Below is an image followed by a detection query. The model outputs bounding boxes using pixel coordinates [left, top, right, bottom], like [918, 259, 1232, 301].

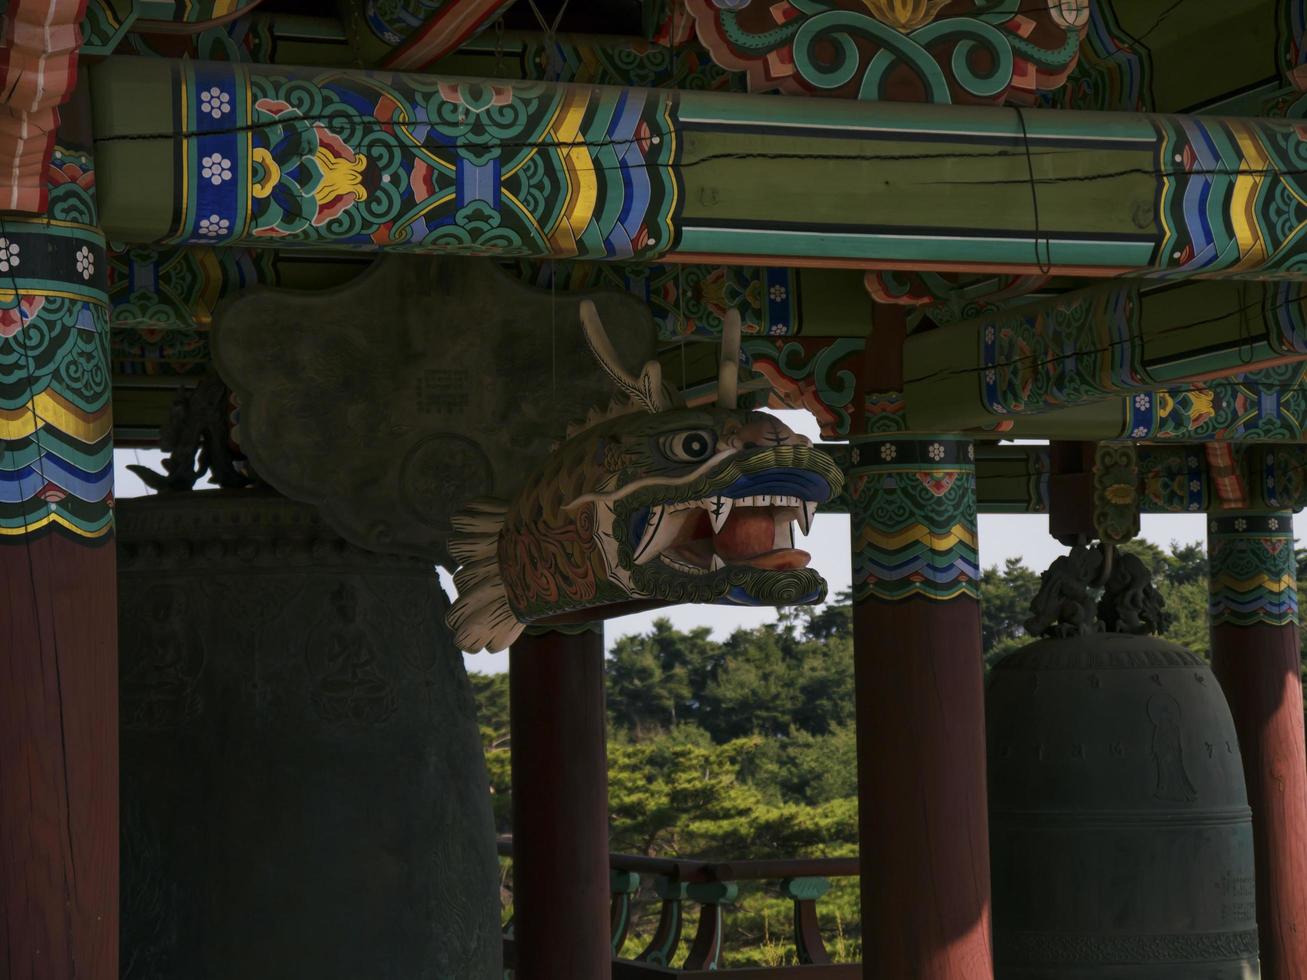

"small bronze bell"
[988, 544, 1260, 979]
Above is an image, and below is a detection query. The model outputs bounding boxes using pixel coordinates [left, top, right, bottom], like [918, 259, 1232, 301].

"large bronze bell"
[988, 545, 1260, 979]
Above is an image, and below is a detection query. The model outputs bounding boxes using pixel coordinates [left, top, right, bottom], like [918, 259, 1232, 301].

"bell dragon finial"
[1026, 541, 1172, 640]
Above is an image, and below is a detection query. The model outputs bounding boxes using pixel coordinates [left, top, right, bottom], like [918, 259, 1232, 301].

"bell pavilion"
[4, 0, 1307, 978]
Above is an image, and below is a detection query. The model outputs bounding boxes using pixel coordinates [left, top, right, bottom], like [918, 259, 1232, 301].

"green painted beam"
[992, 362, 1307, 443]
[88, 57, 1307, 279]
[905, 279, 1307, 432]
[819, 442, 1307, 516]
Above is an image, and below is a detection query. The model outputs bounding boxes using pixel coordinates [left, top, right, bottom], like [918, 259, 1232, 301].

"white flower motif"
[880, 443, 897, 462]
[768, 284, 788, 303]
[1189, 480, 1201, 492]
[1235, 518, 1248, 532]
[1269, 517, 1280, 530]
[0, 237, 19, 273]
[968, 444, 975, 461]
[768, 323, 787, 335]
[1210, 520, 1219, 532]
[1187, 456, 1199, 467]
[201, 153, 232, 186]
[1189, 503, 1200, 512]
[200, 86, 231, 119]
[1131, 426, 1148, 438]
[985, 325, 995, 344]
[850, 447, 861, 465]
[985, 369, 996, 383]
[198, 213, 230, 237]
[75, 246, 94, 281]
[1134, 393, 1150, 411]
[927, 442, 945, 462]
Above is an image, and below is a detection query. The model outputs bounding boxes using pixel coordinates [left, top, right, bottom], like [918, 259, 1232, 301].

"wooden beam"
[905, 280, 1307, 433]
[993, 363, 1307, 442]
[90, 57, 1307, 280]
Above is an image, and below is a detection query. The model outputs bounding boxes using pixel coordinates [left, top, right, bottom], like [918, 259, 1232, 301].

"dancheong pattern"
[684, 0, 1089, 105]
[1209, 512, 1298, 628]
[511, 261, 797, 340]
[1154, 115, 1307, 278]
[847, 437, 978, 603]
[1127, 364, 1307, 442]
[0, 146, 113, 542]
[981, 286, 1140, 416]
[1042, 0, 1150, 112]
[166, 63, 680, 260]
[110, 245, 276, 378]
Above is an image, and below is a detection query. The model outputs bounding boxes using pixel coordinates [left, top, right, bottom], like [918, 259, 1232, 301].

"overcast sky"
[114, 410, 1266, 675]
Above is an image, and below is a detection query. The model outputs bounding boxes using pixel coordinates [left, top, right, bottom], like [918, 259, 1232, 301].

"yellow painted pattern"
[0, 391, 113, 443]
[854, 522, 978, 552]
[0, 510, 113, 538]
[1228, 124, 1269, 273]
[547, 89, 599, 258]
[1209, 572, 1297, 595]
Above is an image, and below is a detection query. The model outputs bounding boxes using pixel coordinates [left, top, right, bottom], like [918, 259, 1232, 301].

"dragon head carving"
[446, 302, 844, 653]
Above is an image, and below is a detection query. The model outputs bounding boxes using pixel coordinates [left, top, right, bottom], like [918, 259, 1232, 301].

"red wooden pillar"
[509, 626, 611, 980]
[0, 126, 118, 977]
[847, 434, 993, 980]
[1209, 511, 1307, 979]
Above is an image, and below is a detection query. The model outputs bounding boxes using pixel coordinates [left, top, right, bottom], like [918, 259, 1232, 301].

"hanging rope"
[1014, 106, 1052, 275]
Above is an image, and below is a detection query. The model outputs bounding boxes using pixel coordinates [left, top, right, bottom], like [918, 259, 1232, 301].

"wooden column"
[510, 627, 611, 980]
[1209, 512, 1307, 979]
[847, 434, 993, 980]
[0, 122, 118, 976]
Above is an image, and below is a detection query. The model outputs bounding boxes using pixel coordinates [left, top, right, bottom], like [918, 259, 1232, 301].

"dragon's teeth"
[711, 554, 725, 571]
[633, 505, 667, 562]
[708, 495, 733, 533]
[798, 500, 817, 535]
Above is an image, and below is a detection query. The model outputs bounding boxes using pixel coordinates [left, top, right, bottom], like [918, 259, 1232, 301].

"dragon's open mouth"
[618, 447, 839, 580]
[632, 493, 817, 574]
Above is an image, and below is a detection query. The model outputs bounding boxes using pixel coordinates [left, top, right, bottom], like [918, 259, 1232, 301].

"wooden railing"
[497, 838, 861, 977]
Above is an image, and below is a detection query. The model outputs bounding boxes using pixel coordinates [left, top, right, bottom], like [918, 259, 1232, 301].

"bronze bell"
[987, 545, 1260, 978]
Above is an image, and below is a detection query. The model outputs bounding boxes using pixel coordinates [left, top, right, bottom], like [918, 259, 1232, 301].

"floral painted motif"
[0, 147, 113, 541]
[848, 436, 978, 603]
[166, 63, 680, 262]
[1209, 512, 1298, 627]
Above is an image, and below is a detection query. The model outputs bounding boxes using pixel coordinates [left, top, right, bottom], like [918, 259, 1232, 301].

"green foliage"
[471, 539, 1238, 966]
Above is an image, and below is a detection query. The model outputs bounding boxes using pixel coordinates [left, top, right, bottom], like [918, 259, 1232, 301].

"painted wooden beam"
[993, 363, 1307, 442]
[382, 0, 517, 71]
[88, 57, 1307, 280]
[905, 279, 1307, 432]
[821, 442, 1307, 517]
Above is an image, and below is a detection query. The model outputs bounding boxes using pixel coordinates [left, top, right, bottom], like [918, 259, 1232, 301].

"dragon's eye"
[658, 430, 717, 463]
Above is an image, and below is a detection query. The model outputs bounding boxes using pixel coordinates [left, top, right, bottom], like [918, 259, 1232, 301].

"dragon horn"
[717, 308, 742, 409]
[579, 299, 670, 413]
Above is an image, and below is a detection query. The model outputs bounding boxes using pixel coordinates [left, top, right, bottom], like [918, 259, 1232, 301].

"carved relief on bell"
[118, 491, 502, 979]
[987, 545, 1260, 978]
